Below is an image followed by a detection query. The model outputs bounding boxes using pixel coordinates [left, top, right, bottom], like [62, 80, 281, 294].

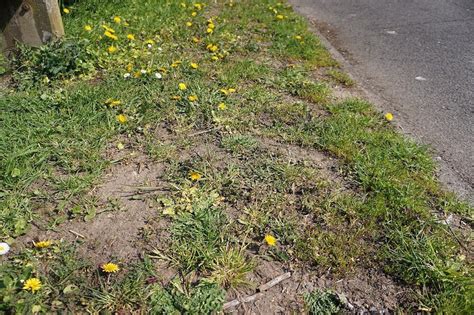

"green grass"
[326, 69, 355, 87]
[0, 0, 472, 313]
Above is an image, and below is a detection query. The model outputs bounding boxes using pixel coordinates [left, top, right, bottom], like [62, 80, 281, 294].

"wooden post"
[1, 0, 64, 55]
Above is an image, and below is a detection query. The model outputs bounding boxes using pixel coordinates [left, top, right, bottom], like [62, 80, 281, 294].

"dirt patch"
[225, 257, 411, 314]
[21, 152, 166, 266]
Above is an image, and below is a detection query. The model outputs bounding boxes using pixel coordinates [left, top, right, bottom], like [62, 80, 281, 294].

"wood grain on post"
[1, 0, 64, 55]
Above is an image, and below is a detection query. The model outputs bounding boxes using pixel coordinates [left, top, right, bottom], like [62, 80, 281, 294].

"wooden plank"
[1, 0, 64, 55]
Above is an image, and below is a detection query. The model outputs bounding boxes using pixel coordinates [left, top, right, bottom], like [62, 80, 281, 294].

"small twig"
[223, 272, 292, 310]
[223, 299, 240, 310]
[188, 126, 221, 137]
[242, 292, 264, 303]
[69, 230, 85, 239]
[110, 157, 126, 164]
[135, 186, 164, 192]
[258, 272, 291, 292]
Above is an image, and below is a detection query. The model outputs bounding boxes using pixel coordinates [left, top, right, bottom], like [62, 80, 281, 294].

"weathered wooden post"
[1, 0, 64, 55]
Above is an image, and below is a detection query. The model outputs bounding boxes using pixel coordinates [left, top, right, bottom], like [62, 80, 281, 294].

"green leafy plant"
[170, 202, 226, 272]
[12, 38, 96, 88]
[304, 289, 341, 315]
[149, 282, 225, 314]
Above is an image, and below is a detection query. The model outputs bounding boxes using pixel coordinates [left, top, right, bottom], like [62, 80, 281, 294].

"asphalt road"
[290, 0, 474, 202]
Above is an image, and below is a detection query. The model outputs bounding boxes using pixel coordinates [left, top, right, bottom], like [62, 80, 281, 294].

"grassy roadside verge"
[1, 0, 472, 313]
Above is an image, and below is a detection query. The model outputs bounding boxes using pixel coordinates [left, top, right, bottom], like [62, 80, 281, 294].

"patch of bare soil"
[22, 152, 166, 266]
[224, 258, 411, 314]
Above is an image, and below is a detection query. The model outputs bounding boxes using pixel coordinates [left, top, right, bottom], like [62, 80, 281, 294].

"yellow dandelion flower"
[171, 60, 182, 68]
[23, 278, 42, 292]
[104, 31, 118, 40]
[102, 25, 115, 33]
[276, 14, 284, 20]
[101, 262, 120, 273]
[127, 34, 135, 40]
[63, 8, 70, 14]
[211, 56, 219, 61]
[84, 25, 93, 32]
[178, 83, 187, 90]
[186, 22, 193, 27]
[105, 99, 121, 107]
[117, 114, 128, 124]
[265, 234, 277, 246]
[191, 11, 197, 17]
[208, 22, 215, 29]
[34, 240, 52, 248]
[192, 37, 200, 43]
[228, 88, 236, 93]
[188, 95, 198, 102]
[220, 89, 229, 95]
[107, 46, 117, 53]
[133, 71, 142, 78]
[190, 62, 199, 69]
[207, 28, 213, 34]
[206, 44, 218, 52]
[189, 171, 202, 181]
[295, 35, 302, 40]
[194, 3, 202, 10]
[145, 39, 155, 45]
[113, 16, 121, 24]
[385, 112, 394, 121]
[218, 103, 227, 110]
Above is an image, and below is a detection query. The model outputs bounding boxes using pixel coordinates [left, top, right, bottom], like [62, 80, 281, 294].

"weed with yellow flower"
[189, 171, 202, 181]
[23, 278, 42, 292]
[34, 240, 52, 248]
[101, 262, 120, 273]
[265, 234, 277, 246]
[117, 114, 128, 124]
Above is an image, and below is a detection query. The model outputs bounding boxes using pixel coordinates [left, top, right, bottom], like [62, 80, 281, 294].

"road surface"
[289, 0, 474, 202]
